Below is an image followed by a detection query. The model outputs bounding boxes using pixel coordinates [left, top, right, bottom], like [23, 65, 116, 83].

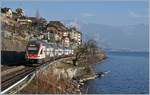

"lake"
[86, 52, 149, 94]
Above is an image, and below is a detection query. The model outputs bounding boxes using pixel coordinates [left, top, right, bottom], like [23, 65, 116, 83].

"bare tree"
[72, 39, 99, 66]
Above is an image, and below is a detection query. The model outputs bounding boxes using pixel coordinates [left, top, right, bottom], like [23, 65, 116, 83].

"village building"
[28, 17, 47, 27]
[46, 21, 67, 42]
[62, 36, 70, 48]
[10, 8, 25, 20]
[15, 8, 24, 17]
[16, 16, 32, 25]
[63, 31, 69, 37]
[46, 23, 62, 42]
[1, 7, 13, 18]
[69, 27, 82, 49]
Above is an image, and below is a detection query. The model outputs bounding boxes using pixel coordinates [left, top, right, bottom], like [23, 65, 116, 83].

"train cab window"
[27, 47, 38, 54]
[40, 49, 43, 54]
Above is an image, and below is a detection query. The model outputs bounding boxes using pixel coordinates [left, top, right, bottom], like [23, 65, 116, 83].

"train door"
[39, 47, 46, 59]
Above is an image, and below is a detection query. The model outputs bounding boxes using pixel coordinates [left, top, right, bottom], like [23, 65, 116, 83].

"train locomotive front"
[25, 41, 46, 64]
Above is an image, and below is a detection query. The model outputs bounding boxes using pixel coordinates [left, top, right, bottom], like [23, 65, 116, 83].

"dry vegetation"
[18, 67, 80, 94]
[2, 37, 27, 51]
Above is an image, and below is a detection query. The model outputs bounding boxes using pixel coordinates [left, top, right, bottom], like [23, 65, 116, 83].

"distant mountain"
[62, 19, 148, 52]
[79, 23, 148, 52]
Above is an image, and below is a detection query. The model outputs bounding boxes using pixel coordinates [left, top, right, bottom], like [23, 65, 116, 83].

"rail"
[1, 57, 72, 94]
[1, 68, 35, 94]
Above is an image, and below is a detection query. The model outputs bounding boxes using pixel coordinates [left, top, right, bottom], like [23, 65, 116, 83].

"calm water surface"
[87, 52, 149, 94]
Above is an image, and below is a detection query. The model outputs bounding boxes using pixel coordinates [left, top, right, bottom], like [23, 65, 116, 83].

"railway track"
[1, 59, 54, 94]
[1, 67, 35, 92]
[1, 56, 73, 94]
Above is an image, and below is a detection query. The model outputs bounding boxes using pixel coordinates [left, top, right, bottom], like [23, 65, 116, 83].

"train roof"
[28, 40, 44, 45]
[28, 40, 71, 49]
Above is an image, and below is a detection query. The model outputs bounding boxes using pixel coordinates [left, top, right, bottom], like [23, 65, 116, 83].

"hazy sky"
[1, 0, 148, 26]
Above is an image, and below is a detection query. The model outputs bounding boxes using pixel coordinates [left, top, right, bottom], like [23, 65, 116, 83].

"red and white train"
[25, 40, 73, 64]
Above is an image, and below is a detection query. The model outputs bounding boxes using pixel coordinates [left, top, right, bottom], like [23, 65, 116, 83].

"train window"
[40, 49, 43, 54]
[27, 47, 38, 54]
[28, 50, 38, 54]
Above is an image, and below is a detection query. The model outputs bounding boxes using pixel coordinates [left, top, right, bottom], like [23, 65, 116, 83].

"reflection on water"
[86, 52, 149, 94]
